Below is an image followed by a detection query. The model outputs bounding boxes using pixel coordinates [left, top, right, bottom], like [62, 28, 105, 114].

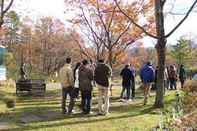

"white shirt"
[74, 69, 79, 88]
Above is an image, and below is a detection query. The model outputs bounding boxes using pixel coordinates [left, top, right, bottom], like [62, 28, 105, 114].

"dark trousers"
[62, 87, 75, 113]
[180, 79, 185, 88]
[169, 80, 177, 90]
[120, 85, 131, 99]
[81, 91, 92, 113]
[131, 79, 135, 98]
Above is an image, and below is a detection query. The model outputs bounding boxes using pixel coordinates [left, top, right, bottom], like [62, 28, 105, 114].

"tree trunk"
[108, 48, 113, 70]
[154, 0, 166, 108]
[154, 41, 166, 108]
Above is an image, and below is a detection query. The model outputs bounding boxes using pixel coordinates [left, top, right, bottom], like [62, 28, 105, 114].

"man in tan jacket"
[59, 57, 74, 114]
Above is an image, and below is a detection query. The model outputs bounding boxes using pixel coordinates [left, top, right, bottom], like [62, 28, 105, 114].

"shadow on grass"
[9, 108, 154, 131]
[5, 103, 156, 131]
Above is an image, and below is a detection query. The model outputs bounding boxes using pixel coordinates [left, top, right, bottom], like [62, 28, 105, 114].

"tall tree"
[115, 0, 197, 107]
[5, 11, 20, 51]
[65, 0, 143, 69]
[171, 38, 191, 67]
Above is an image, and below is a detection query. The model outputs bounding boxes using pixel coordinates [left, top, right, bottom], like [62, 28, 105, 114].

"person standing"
[94, 59, 112, 115]
[179, 64, 186, 88]
[168, 65, 177, 90]
[59, 57, 74, 114]
[120, 65, 134, 101]
[140, 61, 155, 105]
[79, 60, 94, 114]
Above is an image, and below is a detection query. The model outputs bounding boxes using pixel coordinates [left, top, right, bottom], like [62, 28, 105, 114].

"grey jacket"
[79, 65, 94, 92]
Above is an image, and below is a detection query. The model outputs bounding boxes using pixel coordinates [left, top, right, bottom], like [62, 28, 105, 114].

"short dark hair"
[82, 59, 89, 65]
[66, 57, 71, 64]
[125, 64, 129, 68]
[146, 61, 151, 66]
[98, 59, 104, 63]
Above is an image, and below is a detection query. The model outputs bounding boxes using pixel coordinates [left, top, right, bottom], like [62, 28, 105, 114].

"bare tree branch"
[112, 22, 131, 47]
[81, 7, 106, 47]
[71, 32, 92, 59]
[96, 0, 111, 48]
[107, 5, 116, 31]
[3, 0, 14, 14]
[114, 0, 159, 39]
[165, 0, 197, 38]
[0, 0, 14, 27]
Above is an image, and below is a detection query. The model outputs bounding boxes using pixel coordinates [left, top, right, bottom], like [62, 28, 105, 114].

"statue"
[20, 63, 27, 80]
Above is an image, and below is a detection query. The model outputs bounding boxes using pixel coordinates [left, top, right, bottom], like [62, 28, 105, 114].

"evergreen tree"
[171, 38, 191, 67]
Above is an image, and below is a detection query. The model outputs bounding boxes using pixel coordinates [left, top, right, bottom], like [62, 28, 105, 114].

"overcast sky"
[11, 0, 197, 47]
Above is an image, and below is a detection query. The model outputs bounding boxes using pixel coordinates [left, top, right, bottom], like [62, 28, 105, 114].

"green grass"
[0, 83, 178, 131]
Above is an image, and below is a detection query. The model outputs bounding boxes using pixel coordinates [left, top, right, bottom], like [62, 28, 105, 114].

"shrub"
[5, 97, 15, 108]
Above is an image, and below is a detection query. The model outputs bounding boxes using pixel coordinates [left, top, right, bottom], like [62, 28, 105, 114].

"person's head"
[66, 57, 71, 64]
[125, 64, 129, 68]
[170, 65, 174, 69]
[180, 64, 184, 68]
[98, 59, 104, 63]
[146, 61, 152, 66]
[82, 59, 89, 66]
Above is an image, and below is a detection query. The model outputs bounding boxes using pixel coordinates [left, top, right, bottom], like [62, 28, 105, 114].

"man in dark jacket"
[79, 59, 94, 114]
[120, 65, 134, 100]
[179, 64, 186, 88]
[94, 59, 112, 115]
[140, 61, 155, 105]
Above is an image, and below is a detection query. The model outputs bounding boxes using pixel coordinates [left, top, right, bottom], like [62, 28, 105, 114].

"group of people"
[120, 62, 187, 105]
[59, 57, 187, 115]
[59, 58, 112, 115]
[155, 64, 187, 90]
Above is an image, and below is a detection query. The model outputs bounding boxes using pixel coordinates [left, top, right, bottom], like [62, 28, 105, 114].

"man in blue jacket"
[140, 61, 155, 105]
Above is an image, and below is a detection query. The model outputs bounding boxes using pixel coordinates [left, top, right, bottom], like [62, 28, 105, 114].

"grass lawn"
[0, 82, 178, 131]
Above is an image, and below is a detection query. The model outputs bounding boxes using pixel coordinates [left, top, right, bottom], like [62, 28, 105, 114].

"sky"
[11, 0, 197, 47]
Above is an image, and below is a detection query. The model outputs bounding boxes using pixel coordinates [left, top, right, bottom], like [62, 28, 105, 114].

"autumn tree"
[65, 0, 143, 69]
[115, 0, 197, 107]
[33, 17, 79, 75]
[5, 16, 82, 79]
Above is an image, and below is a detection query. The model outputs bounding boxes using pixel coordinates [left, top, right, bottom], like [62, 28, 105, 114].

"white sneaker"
[127, 99, 132, 102]
[120, 99, 126, 102]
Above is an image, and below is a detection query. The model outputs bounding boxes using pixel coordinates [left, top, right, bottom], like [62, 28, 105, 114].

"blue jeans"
[81, 91, 92, 113]
[62, 87, 75, 113]
[120, 85, 131, 99]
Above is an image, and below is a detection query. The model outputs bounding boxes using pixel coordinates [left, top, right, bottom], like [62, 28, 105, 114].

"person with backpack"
[168, 65, 177, 90]
[94, 59, 112, 115]
[140, 61, 155, 105]
[120, 64, 134, 101]
[179, 64, 187, 88]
